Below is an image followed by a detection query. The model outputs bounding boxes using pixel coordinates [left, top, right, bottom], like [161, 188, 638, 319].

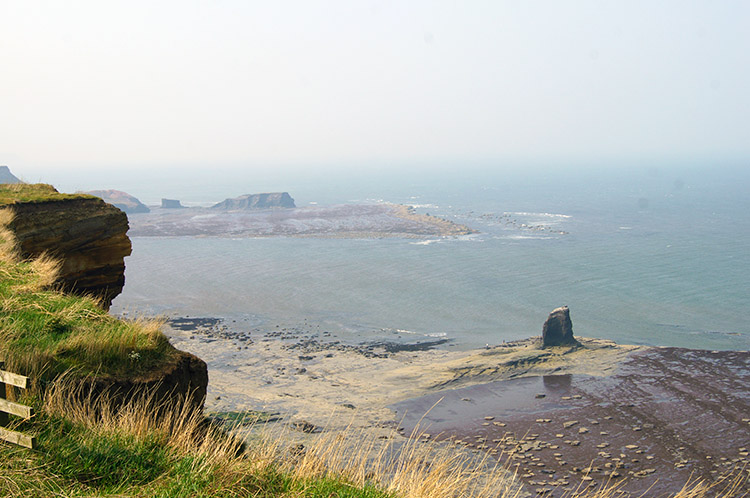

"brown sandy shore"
[157, 317, 750, 497]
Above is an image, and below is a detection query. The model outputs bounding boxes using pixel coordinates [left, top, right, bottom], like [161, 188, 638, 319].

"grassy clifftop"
[0, 183, 96, 206]
[0, 205, 174, 381]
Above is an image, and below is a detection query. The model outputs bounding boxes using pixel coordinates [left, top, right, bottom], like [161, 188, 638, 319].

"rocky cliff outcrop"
[211, 192, 295, 210]
[542, 306, 580, 347]
[2, 184, 132, 309]
[86, 189, 150, 214]
[0, 166, 22, 184]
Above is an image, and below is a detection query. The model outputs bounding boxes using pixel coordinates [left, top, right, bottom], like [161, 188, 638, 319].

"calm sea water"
[80, 164, 748, 351]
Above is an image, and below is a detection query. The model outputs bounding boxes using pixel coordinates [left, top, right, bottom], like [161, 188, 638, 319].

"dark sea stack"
[161, 198, 184, 209]
[542, 306, 579, 347]
[0, 166, 22, 184]
[211, 192, 296, 210]
[86, 189, 150, 214]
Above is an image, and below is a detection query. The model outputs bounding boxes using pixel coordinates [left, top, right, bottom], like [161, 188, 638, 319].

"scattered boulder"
[211, 192, 295, 210]
[161, 198, 184, 209]
[0, 166, 22, 184]
[542, 306, 580, 348]
[86, 189, 150, 214]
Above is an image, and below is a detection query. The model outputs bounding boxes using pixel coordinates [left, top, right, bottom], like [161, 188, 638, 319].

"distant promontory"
[0, 166, 22, 184]
[211, 192, 296, 210]
[86, 189, 151, 214]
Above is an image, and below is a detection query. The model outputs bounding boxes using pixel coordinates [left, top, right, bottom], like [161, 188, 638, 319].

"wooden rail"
[0, 362, 35, 449]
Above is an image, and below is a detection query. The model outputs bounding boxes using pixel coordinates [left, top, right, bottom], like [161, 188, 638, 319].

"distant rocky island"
[211, 192, 296, 210]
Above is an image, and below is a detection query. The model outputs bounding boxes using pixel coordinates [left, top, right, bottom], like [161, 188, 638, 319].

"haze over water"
[102, 164, 750, 352]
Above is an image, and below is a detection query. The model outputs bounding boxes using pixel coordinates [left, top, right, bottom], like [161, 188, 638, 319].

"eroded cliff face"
[4, 190, 132, 309]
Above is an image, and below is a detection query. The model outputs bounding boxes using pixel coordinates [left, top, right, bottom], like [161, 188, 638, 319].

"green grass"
[0, 209, 176, 381]
[0, 392, 398, 498]
[0, 183, 95, 206]
[0, 255, 176, 380]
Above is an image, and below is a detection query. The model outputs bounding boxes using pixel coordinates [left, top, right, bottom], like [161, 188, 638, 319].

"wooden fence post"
[0, 361, 36, 449]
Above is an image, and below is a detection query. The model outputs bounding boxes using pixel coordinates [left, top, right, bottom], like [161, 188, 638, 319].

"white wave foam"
[410, 239, 442, 246]
[501, 234, 554, 240]
[384, 328, 447, 338]
[504, 211, 572, 219]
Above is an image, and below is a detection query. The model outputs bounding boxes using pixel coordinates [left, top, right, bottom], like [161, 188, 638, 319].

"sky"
[1, 1, 749, 179]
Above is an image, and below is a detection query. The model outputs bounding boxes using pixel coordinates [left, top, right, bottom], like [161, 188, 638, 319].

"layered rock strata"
[3, 185, 132, 309]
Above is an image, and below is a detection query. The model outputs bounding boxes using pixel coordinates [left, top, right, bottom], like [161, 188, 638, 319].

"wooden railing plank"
[0, 398, 33, 419]
[0, 426, 35, 449]
[0, 370, 28, 389]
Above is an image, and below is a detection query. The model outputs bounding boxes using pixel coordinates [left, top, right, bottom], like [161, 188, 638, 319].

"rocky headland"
[0, 183, 209, 410]
[212, 192, 296, 210]
[0, 165, 22, 184]
[86, 189, 151, 214]
[1, 184, 132, 309]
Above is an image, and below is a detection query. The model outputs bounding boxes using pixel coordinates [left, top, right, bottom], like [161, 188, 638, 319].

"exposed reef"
[1, 184, 132, 309]
[128, 203, 475, 238]
[212, 192, 296, 210]
[86, 189, 150, 214]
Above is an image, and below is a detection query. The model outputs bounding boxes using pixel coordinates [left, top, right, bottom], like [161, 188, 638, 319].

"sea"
[45, 163, 750, 351]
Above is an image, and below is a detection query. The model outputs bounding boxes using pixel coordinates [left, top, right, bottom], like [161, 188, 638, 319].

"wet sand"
[151, 316, 749, 497]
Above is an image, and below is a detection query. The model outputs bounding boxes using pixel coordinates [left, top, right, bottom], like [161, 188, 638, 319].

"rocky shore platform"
[151, 315, 749, 497]
[127, 203, 476, 238]
[393, 347, 750, 497]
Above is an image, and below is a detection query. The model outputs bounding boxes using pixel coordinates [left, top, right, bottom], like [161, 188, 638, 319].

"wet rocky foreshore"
[157, 314, 749, 497]
[393, 347, 750, 497]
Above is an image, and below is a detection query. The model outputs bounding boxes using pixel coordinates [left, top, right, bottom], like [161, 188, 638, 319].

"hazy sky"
[1, 1, 748, 176]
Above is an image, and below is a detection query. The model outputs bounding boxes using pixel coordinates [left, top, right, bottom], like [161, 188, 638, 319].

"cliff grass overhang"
[0, 183, 97, 206]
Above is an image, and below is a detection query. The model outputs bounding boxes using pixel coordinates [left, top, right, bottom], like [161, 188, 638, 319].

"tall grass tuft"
[0, 227, 176, 381]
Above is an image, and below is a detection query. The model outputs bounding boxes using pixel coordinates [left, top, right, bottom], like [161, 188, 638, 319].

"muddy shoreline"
[154, 315, 749, 497]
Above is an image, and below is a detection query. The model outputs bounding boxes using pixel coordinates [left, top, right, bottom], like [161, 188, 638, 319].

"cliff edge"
[0, 184, 132, 309]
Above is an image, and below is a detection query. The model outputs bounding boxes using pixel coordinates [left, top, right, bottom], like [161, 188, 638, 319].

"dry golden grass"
[0, 207, 19, 262]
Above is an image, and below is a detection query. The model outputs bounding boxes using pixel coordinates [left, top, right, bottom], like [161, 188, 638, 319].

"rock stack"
[161, 198, 184, 209]
[542, 306, 580, 347]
